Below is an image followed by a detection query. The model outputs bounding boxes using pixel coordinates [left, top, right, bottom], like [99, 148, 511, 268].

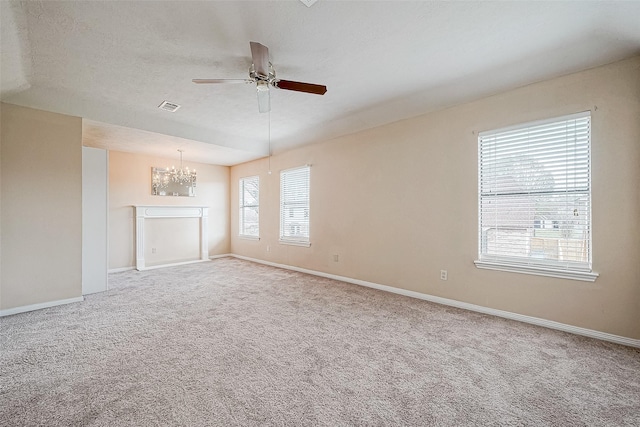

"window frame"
[279, 165, 311, 247]
[474, 111, 598, 282]
[238, 175, 260, 240]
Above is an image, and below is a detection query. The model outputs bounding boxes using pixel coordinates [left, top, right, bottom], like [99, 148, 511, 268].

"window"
[476, 112, 597, 281]
[280, 165, 310, 246]
[239, 176, 259, 239]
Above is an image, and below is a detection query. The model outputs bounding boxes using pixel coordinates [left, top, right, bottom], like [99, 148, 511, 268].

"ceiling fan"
[193, 41, 327, 113]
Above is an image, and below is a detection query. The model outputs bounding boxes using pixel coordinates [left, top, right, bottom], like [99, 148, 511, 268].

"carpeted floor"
[1, 257, 639, 426]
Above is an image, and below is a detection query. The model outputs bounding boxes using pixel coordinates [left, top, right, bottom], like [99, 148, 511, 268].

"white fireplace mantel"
[134, 205, 209, 270]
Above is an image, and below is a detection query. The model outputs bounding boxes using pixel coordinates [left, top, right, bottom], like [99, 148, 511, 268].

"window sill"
[279, 239, 311, 247]
[474, 260, 599, 282]
[238, 235, 260, 241]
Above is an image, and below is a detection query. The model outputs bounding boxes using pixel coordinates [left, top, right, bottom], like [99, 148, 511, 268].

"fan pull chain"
[268, 110, 272, 175]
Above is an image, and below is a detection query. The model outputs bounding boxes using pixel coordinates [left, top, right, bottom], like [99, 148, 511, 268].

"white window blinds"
[239, 176, 259, 237]
[280, 165, 310, 244]
[477, 112, 593, 277]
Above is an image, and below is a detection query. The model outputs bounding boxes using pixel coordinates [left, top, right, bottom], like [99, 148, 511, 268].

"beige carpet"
[1, 257, 639, 426]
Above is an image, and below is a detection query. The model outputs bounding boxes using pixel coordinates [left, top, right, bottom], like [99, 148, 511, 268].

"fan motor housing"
[249, 63, 276, 83]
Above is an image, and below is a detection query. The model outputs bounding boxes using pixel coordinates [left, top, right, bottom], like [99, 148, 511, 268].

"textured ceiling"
[2, 1, 640, 166]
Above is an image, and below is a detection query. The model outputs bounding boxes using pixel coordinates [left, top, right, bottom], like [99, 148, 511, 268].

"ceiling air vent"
[158, 100, 181, 112]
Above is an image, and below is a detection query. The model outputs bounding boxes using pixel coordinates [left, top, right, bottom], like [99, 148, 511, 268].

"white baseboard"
[0, 296, 85, 317]
[230, 254, 640, 349]
[109, 255, 231, 273]
[137, 259, 210, 271]
[108, 266, 136, 273]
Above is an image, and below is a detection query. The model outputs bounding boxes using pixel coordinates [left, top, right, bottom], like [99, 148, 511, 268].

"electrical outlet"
[266, 245, 271, 252]
[333, 254, 339, 262]
[152, 248, 157, 254]
[440, 270, 448, 280]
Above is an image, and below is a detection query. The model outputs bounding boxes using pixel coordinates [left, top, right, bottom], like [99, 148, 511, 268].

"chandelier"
[153, 150, 196, 190]
[168, 149, 196, 185]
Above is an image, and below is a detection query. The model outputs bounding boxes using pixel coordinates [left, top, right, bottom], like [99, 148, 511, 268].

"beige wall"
[0, 104, 3, 294]
[0, 103, 82, 310]
[231, 57, 640, 339]
[109, 150, 229, 269]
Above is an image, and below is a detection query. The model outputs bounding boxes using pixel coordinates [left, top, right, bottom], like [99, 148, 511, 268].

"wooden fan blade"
[249, 41, 270, 77]
[192, 79, 252, 84]
[275, 79, 327, 95]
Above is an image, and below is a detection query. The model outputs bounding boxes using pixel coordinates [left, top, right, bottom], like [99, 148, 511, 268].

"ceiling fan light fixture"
[193, 41, 326, 114]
